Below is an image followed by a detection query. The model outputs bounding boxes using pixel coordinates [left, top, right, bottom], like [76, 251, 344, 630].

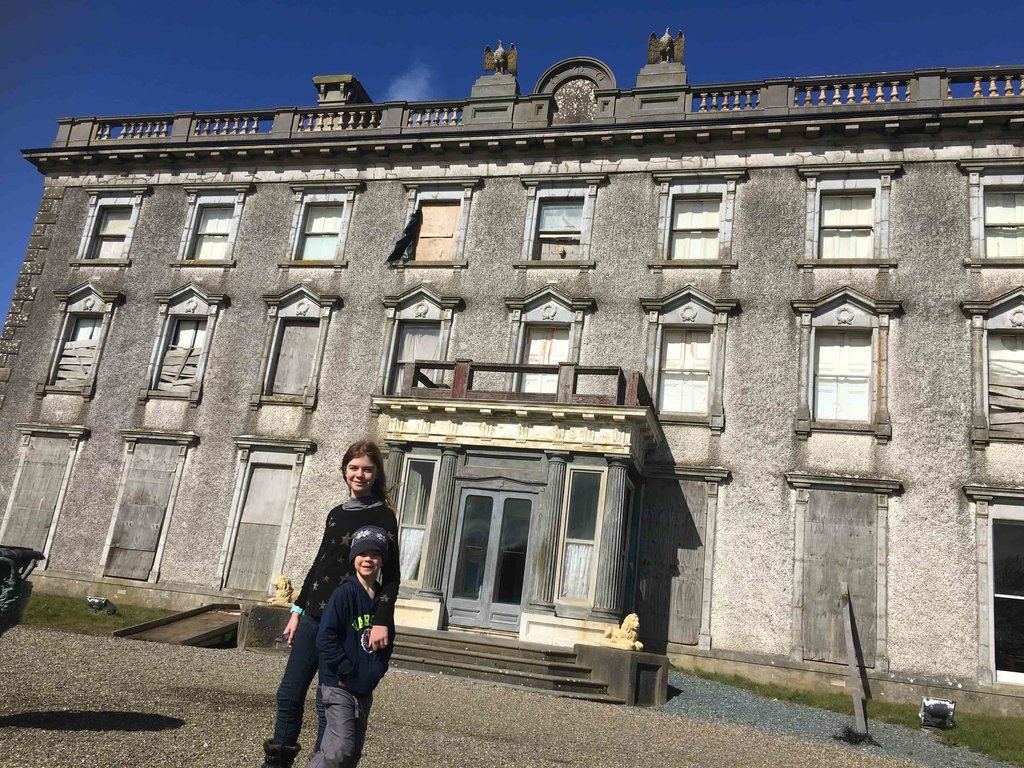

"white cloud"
[383, 65, 434, 102]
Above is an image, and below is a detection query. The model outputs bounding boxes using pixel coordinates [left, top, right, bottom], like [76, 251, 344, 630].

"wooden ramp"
[114, 603, 241, 648]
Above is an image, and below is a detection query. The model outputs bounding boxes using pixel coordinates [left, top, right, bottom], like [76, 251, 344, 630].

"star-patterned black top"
[293, 496, 400, 624]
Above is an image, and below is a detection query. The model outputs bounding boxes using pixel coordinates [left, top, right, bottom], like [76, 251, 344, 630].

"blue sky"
[2, 0, 1022, 315]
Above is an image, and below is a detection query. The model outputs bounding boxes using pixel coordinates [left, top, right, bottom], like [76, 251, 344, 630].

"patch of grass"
[21, 591, 173, 636]
[682, 668, 1024, 767]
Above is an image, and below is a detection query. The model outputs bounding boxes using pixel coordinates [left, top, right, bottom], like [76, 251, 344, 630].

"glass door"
[447, 490, 534, 632]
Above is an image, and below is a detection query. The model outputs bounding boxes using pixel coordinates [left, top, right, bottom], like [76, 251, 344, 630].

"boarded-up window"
[0, 436, 69, 551]
[670, 198, 720, 260]
[814, 330, 871, 422]
[105, 442, 178, 580]
[53, 316, 102, 386]
[298, 205, 343, 261]
[191, 205, 233, 260]
[90, 207, 132, 260]
[988, 333, 1024, 437]
[635, 478, 707, 646]
[415, 202, 460, 261]
[399, 459, 435, 581]
[802, 488, 877, 666]
[388, 322, 442, 395]
[985, 191, 1024, 259]
[534, 199, 584, 260]
[269, 320, 319, 397]
[156, 318, 206, 394]
[520, 325, 570, 394]
[659, 329, 712, 413]
[559, 471, 602, 601]
[820, 194, 874, 259]
[225, 464, 292, 592]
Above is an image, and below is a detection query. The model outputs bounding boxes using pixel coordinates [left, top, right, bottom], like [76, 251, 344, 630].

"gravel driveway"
[0, 627, 1011, 768]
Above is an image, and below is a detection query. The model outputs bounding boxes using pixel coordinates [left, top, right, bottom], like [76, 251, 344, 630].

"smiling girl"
[261, 440, 400, 768]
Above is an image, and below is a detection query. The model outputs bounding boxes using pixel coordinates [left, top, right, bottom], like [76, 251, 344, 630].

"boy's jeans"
[307, 684, 373, 768]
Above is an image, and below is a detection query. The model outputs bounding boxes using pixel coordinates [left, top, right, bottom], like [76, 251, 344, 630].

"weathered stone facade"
[2, 48, 1023, 701]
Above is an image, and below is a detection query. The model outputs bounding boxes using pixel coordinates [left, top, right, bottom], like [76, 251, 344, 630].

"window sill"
[796, 258, 897, 272]
[392, 259, 469, 270]
[278, 259, 349, 271]
[513, 260, 596, 271]
[35, 383, 92, 399]
[798, 419, 891, 444]
[171, 259, 237, 269]
[648, 259, 738, 272]
[963, 258, 1024, 272]
[69, 258, 131, 269]
[138, 388, 200, 406]
[249, 393, 316, 412]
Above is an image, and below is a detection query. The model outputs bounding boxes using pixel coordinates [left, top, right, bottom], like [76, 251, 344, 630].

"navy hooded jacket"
[316, 575, 394, 695]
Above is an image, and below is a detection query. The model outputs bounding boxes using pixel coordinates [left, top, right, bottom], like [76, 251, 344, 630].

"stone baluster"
[832, 83, 841, 105]
[890, 82, 900, 102]
[874, 83, 884, 102]
[591, 456, 631, 620]
[417, 447, 461, 600]
[1005, 76, 1014, 96]
[989, 76, 998, 97]
[528, 452, 569, 613]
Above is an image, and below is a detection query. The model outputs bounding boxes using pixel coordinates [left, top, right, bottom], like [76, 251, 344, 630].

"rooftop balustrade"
[44, 65, 1024, 151]
[394, 360, 652, 409]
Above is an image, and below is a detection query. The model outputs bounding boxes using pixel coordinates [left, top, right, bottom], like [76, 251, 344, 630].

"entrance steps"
[391, 626, 625, 704]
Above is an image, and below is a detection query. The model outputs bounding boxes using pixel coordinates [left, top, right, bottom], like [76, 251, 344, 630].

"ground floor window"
[993, 517, 1024, 683]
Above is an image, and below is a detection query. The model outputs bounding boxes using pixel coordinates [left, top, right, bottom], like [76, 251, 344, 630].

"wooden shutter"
[226, 464, 292, 592]
[1, 436, 69, 551]
[988, 333, 1024, 436]
[105, 442, 179, 580]
[269, 320, 319, 396]
[55, 317, 101, 385]
[156, 319, 205, 394]
[802, 488, 877, 666]
[636, 478, 707, 646]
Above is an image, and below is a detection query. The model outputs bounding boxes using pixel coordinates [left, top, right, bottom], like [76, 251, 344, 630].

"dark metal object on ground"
[0, 545, 46, 639]
[920, 697, 956, 728]
[87, 595, 118, 614]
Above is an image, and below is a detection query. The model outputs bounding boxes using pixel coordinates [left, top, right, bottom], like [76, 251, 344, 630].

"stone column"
[592, 456, 631, 620]
[528, 452, 569, 613]
[383, 442, 407, 502]
[417, 447, 460, 600]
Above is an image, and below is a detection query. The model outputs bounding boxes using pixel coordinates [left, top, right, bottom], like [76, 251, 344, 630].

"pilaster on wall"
[0, 185, 64, 410]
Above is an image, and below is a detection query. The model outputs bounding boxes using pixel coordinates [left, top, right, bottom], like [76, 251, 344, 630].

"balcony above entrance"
[371, 360, 663, 463]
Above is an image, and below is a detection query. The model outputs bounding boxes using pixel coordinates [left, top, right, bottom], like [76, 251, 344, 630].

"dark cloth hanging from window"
[386, 207, 423, 262]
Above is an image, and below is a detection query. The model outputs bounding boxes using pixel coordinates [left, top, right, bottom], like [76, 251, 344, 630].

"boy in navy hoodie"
[308, 525, 395, 768]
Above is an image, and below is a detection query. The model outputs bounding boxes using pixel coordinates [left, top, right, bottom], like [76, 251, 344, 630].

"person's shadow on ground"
[0, 711, 185, 732]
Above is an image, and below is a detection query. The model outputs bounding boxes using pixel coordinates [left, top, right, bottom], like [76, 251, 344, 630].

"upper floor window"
[392, 179, 479, 268]
[792, 288, 902, 442]
[505, 286, 595, 394]
[641, 287, 739, 432]
[961, 162, 1024, 270]
[72, 187, 146, 268]
[651, 172, 742, 270]
[251, 286, 339, 411]
[283, 183, 360, 268]
[36, 283, 122, 399]
[140, 284, 226, 405]
[377, 285, 462, 396]
[797, 164, 899, 271]
[518, 175, 605, 270]
[962, 287, 1024, 446]
[175, 185, 250, 267]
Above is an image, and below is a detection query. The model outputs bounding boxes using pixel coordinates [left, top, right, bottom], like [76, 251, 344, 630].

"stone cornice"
[785, 471, 902, 494]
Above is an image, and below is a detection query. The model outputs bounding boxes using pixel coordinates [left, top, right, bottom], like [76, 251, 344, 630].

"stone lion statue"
[266, 575, 295, 607]
[604, 613, 644, 651]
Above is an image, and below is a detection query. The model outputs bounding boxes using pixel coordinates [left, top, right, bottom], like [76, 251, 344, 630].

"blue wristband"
[290, 605, 304, 615]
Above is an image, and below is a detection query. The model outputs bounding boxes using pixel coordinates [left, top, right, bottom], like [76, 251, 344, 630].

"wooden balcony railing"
[395, 360, 651, 408]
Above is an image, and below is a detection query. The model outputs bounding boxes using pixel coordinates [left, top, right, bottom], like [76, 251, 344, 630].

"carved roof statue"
[648, 28, 685, 65]
[484, 40, 518, 76]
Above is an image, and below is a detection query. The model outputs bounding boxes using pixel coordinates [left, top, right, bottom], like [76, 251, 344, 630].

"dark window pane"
[994, 596, 1024, 673]
[453, 496, 492, 600]
[994, 521, 1024, 597]
[565, 471, 601, 540]
[493, 499, 531, 605]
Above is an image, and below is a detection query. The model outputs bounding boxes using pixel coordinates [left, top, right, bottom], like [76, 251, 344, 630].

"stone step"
[390, 664, 626, 705]
[395, 626, 577, 663]
[395, 637, 592, 677]
[389, 652, 613, 697]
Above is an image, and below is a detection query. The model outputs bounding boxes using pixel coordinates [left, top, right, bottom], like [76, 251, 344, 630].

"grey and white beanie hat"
[349, 525, 388, 562]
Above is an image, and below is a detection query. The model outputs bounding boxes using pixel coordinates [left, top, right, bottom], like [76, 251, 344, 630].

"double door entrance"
[447, 489, 534, 633]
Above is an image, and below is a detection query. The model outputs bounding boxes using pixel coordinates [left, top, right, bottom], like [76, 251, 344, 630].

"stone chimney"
[312, 74, 372, 105]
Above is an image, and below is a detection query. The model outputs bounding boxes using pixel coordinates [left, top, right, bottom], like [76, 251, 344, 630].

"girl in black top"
[261, 440, 400, 768]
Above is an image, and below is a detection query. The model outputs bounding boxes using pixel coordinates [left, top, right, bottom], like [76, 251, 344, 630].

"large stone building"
[1, 36, 1022, 702]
